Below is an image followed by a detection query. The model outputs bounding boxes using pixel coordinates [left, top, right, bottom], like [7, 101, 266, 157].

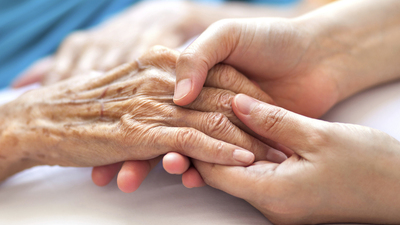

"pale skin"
[167, 0, 400, 224]
[0, 46, 287, 182]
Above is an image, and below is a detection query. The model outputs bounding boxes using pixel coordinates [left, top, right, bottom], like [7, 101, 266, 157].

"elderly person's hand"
[12, 1, 322, 88]
[191, 94, 400, 224]
[90, 47, 289, 192]
[0, 46, 285, 182]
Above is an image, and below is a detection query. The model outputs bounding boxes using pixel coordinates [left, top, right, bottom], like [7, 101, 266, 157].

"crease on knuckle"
[261, 107, 288, 138]
[216, 65, 236, 87]
[174, 128, 199, 152]
[216, 91, 234, 114]
[205, 112, 232, 135]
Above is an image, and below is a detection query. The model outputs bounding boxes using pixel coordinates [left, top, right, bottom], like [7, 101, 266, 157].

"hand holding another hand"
[1, 46, 286, 183]
[193, 94, 400, 224]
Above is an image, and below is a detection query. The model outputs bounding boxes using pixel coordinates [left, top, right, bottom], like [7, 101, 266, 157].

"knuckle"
[217, 65, 236, 86]
[174, 128, 199, 151]
[208, 64, 237, 87]
[205, 112, 232, 134]
[216, 91, 234, 113]
[260, 107, 288, 137]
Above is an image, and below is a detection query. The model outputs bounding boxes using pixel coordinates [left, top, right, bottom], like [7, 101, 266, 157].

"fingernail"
[233, 149, 255, 164]
[174, 78, 192, 100]
[235, 94, 259, 115]
[266, 149, 287, 163]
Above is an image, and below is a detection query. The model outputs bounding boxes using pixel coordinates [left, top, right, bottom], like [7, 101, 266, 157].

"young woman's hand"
[192, 94, 400, 224]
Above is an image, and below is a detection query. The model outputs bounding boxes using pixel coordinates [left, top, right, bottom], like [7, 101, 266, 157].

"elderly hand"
[12, 1, 322, 88]
[12, 1, 212, 87]
[192, 94, 400, 224]
[90, 48, 289, 192]
[0, 46, 285, 182]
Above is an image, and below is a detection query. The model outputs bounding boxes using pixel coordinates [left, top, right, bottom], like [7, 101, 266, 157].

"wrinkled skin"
[0, 46, 285, 181]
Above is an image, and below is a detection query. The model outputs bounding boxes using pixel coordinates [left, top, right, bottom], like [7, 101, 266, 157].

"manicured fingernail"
[174, 78, 192, 100]
[234, 94, 259, 115]
[266, 149, 287, 163]
[233, 149, 255, 164]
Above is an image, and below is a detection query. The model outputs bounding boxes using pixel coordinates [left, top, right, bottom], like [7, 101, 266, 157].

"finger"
[174, 19, 241, 105]
[232, 94, 327, 153]
[192, 159, 277, 202]
[46, 32, 88, 84]
[170, 109, 287, 163]
[73, 45, 103, 75]
[183, 88, 291, 159]
[204, 64, 274, 105]
[12, 56, 54, 88]
[161, 126, 255, 166]
[162, 152, 190, 174]
[97, 47, 124, 71]
[117, 156, 162, 193]
[91, 162, 123, 187]
[182, 166, 206, 188]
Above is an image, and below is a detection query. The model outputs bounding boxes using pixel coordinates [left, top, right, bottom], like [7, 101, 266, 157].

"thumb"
[192, 159, 276, 203]
[232, 94, 327, 153]
[174, 19, 242, 106]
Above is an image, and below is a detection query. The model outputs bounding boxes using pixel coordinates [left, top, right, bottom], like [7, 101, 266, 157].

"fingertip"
[182, 167, 206, 188]
[117, 161, 149, 193]
[163, 152, 190, 174]
[91, 163, 121, 187]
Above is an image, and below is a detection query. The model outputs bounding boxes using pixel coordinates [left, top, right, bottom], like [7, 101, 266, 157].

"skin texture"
[170, 0, 400, 184]
[12, 1, 322, 88]
[193, 94, 400, 224]
[164, 0, 400, 223]
[94, 0, 400, 191]
[91, 48, 290, 192]
[0, 46, 287, 182]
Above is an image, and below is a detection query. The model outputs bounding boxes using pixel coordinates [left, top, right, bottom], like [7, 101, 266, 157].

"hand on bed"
[192, 94, 400, 224]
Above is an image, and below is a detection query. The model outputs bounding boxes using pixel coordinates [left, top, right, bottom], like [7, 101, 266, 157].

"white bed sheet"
[1, 80, 399, 225]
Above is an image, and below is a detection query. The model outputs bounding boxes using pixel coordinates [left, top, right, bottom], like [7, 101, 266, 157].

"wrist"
[0, 101, 42, 181]
[295, 0, 400, 102]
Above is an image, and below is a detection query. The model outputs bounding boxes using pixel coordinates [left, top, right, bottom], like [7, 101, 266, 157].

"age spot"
[117, 87, 124, 94]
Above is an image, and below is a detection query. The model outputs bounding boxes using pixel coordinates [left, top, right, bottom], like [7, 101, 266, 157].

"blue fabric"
[0, 0, 298, 88]
[0, 0, 139, 88]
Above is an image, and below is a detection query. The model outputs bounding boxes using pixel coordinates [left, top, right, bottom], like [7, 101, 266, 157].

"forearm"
[297, 0, 400, 101]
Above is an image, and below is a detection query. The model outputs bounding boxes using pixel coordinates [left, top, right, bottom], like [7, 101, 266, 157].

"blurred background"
[0, 0, 331, 89]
